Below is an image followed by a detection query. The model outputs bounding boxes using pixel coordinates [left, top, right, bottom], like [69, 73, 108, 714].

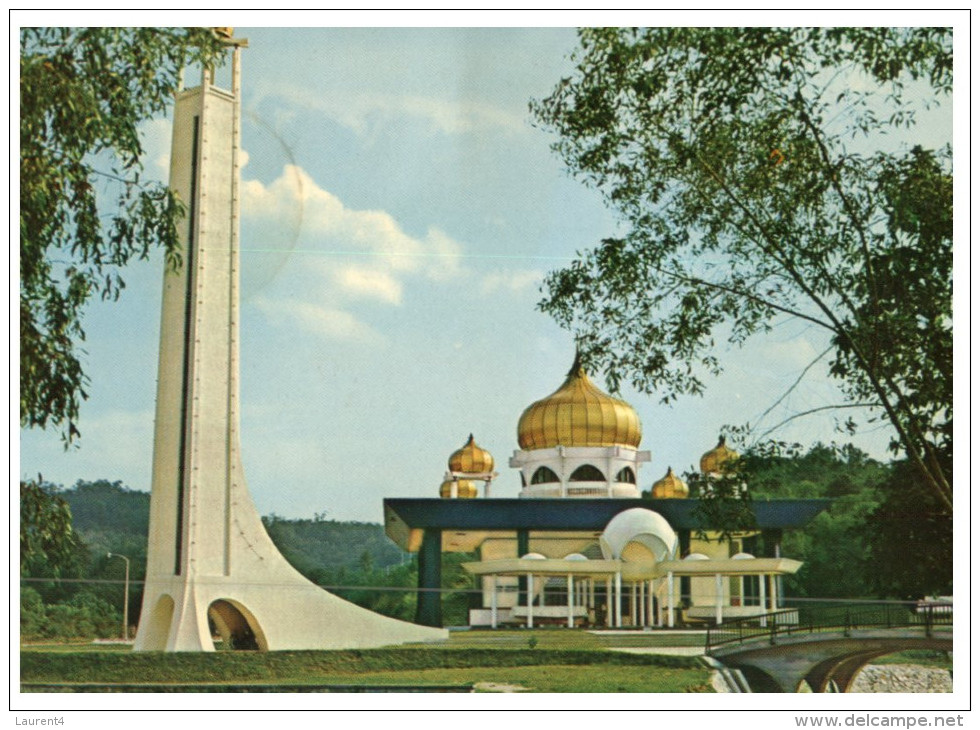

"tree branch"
[757, 403, 880, 441]
[751, 345, 834, 436]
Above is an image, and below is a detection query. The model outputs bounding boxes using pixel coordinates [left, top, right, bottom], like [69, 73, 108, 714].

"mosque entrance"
[207, 599, 266, 651]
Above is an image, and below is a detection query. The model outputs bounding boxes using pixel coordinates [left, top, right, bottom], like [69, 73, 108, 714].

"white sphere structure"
[521, 553, 548, 560]
[599, 508, 678, 563]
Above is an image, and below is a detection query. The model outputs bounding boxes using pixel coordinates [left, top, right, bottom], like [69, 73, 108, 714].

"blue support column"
[517, 529, 530, 608]
[678, 529, 691, 606]
[415, 528, 443, 627]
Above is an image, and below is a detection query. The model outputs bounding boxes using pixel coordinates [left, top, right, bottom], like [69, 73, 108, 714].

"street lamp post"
[107, 553, 130, 640]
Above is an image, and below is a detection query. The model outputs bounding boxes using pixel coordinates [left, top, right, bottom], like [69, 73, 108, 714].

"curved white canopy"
[599, 507, 678, 563]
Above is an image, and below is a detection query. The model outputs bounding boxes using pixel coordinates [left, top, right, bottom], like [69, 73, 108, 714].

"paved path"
[608, 646, 705, 656]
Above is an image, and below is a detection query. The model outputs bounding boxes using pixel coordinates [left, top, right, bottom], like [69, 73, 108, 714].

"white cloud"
[242, 164, 465, 285]
[480, 269, 543, 295]
[332, 265, 403, 305]
[250, 83, 527, 137]
[240, 165, 469, 343]
[253, 296, 384, 346]
[139, 118, 173, 181]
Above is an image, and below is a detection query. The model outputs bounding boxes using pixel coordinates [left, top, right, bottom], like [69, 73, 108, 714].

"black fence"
[705, 599, 953, 652]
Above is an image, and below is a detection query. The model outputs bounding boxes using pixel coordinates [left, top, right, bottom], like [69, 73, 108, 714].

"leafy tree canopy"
[20, 27, 227, 444]
[531, 27, 953, 513]
[20, 478, 80, 577]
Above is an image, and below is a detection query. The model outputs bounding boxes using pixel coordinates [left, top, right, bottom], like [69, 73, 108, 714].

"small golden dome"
[448, 434, 494, 474]
[213, 27, 234, 39]
[439, 479, 478, 499]
[517, 352, 641, 450]
[651, 467, 689, 499]
[700, 435, 739, 475]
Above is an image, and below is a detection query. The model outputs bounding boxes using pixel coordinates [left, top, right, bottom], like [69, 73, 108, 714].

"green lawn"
[20, 635, 713, 693]
[23, 628, 945, 693]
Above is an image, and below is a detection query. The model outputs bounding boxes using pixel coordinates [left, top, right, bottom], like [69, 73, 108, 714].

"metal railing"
[705, 600, 952, 653]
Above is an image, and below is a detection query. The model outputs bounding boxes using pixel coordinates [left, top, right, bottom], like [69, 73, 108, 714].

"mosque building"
[384, 353, 826, 629]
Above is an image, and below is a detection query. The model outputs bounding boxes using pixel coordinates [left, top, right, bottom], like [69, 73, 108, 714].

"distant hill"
[57, 480, 405, 576]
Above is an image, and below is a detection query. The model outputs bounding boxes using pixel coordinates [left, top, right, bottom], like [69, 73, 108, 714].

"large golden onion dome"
[448, 434, 494, 474]
[651, 467, 689, 499]
[439, 479, 478, 499]
[700, 435, 739, 475]
[517, 352, 642, 450]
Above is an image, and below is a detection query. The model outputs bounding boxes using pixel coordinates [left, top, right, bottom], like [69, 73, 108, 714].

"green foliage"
[687, 463, 757, 542]
[867, 460, 953, 599]
[20, 478, 79, 577]
[262, 514, 405, 577]
[21, 588, 47, 638]
[20, 27, 227, 443]
[62, 479, 150, 535]
[755, 414, 950, 602]
[22, 590, 120, 641]
[532, 27, 952, 512]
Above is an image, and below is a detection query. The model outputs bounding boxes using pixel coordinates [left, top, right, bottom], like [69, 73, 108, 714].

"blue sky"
[18, 19, 961, 524]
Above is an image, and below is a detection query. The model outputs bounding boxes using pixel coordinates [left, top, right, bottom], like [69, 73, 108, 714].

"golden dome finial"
[700, 435, 739, 475]
[517, 352, 641, 450]
[213, 27, 234, 39]
[439, 479, 478, 499]
[448, 434, 495, 474]
[651, 466, 689, 499]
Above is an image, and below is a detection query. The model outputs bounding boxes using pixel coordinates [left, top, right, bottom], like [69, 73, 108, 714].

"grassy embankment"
[21, 630, 714, 693]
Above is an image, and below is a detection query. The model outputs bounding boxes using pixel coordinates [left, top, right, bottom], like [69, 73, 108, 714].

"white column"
[769, 574, 778, 612]
[667, 572, 675, 628]
[630, 582, 637, 626]
[605, 578, 613, 627]
[567, 575, 574, 628]
[637, 581, 645, 627]
[647, 580, 655, 629]
[759, 574, 769, 627]
[715, 573, 723, 625]
[527, 573, 534, 629]
[490, 575, 498, 629]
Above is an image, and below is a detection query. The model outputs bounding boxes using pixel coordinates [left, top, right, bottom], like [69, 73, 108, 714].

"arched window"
[531, 466, 560, 484]
[615, 467, 636, 484]
[569, 464, 605, 482]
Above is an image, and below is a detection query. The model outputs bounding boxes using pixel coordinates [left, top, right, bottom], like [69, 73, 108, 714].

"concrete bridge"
[706, 603, 952, 692]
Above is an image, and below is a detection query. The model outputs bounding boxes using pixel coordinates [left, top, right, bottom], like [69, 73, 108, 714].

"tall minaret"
[133, 30, 446, 651]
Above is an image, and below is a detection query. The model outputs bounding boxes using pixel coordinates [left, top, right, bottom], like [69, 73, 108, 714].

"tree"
[20, 27, 227, 443]
[20, 478, 79, 577]
[867, 459, 952, 599]
[531, 28, 953, 512]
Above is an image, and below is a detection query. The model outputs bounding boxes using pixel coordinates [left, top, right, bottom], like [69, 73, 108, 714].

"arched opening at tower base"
[140, 594, 175, 651]
[208, 599, 268, 651]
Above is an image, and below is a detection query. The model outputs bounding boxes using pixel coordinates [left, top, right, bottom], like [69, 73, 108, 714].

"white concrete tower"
[133, 30, 446, 651]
